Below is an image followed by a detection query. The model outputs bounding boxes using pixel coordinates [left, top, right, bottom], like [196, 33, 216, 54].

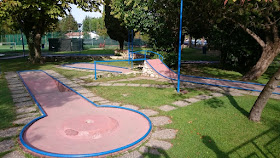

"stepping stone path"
[0, 140, 15, 153]
[0, 127, 21, 138]
[158, 105, 177, 112]
[2, 72, 41, 157]
[2, 150, 25, 158]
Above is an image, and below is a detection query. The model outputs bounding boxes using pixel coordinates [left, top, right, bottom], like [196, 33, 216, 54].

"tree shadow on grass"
[225, 94, 249, 117]
[202, 136, 229, 158]
[204, 97, 225, 108]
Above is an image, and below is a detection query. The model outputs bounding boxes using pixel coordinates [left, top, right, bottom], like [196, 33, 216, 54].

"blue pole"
[177, 0, 183, 93]
[128, 30, 130, 64]
[94, 61, 97, 80]
[131, 30, 134, 52]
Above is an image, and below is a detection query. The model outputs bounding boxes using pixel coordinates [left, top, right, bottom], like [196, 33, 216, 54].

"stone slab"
[150, 116, 172, 126]
[16, 113, 39, 119]
[118, 151, 143, 158]
[8, 84, 23, 89]
[139, 109, 159, 117]
[184, 98, 200, 103]
[108, 102, 121, 106]
[99, 83, 113, 86]
[7, 81, 21, 85]
[16, 107, 37, 114]
[88, 96, 106, 102]
[5, 72, 18, 78]
[81, 93, 96, 98]
[13, 97, 31, 103]
[97, 100, 111, 105]
[13, 116, 38, 125]
[112, 83, 127, 86]
[152, 129, 177, 140]
[11, 90, 26, 95]
[0, 127, 21, 138]
[126, 84, 141, 87]
[84, 83, 100, 86]
[14, 101, 34, 107]
[195, 95, 213, 100]
[210, 93, 224, 97]
[3, 150, 25, 158]
[145, 139, 172, 150]
[158, 105, 177, 112]
[172, 100, 191, 107]
[76, 89, 92, 94]
[122, 105, 139, 110]
[0, 140, 14, 153]
[138, 146, 149, 153]
[12, 93, 30, 99]
[149, 148, 161, 155]
[9, 86, 25, 91]
[141, 84, 153, 88]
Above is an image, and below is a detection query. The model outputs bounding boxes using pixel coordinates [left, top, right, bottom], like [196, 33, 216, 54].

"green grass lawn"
[164, 96, 280, 158]
[181, 48, 221, 61]
[90, 85, 280, 157]
[89, 86, 208, 109]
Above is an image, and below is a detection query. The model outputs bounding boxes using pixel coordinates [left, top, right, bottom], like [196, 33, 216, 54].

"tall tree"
[0, 0, 100, 63]
[82, 16, 107, 36]
[223, 0, 280, 122]
[111, 0, 183, 53]
[104, 0, 128, 50]
[58, 13, 78, 33]
[222, 0, 280, 80]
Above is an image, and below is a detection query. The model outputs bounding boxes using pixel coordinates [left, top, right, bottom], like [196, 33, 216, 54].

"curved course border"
[17, 70, 152, 158]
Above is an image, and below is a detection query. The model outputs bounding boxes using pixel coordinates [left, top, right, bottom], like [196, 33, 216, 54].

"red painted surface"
[66, 63, 133, 74]
[147, 59, 280, 93]
[20, 71, 150, 155]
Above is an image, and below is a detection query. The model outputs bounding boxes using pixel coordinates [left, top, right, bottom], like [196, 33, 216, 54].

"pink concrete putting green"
[62, 63, 133, 74]
[18, 71, 152, 157]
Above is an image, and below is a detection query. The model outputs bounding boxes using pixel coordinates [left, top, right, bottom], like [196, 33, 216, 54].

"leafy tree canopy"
[57, 13, 78, 33]
[0, 0, 100, 63]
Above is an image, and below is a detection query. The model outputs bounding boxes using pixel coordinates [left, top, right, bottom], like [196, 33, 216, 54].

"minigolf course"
[62, 63, 133, 74]
[146, 59, 280, 95]
[18, 70, 152, 157]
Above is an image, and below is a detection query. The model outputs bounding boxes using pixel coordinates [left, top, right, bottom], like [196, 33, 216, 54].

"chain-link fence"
[0, 32, 147, 59]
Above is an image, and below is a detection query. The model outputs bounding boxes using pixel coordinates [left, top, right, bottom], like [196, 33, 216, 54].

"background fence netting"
[0, 32, 147, 59]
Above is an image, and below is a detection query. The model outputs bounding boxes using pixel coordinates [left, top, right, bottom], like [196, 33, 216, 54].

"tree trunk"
[119, 40, 124, 51]
[188, 36, 192, 48]
[26, 32, 43, 64]
[243, 42, 280, 80]
[249, 66, 280, 122]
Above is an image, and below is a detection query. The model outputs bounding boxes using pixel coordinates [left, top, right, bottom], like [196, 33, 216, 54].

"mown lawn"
[89, 86, 208, 109]
[164, 95, 280, 158]
[90, 85, 280, 158]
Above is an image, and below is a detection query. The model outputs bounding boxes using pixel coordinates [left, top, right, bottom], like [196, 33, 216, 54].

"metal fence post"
[94, 61, 97, 80]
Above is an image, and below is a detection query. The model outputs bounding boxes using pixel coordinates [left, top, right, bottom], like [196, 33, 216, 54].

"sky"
[70, 4, 103, 24]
